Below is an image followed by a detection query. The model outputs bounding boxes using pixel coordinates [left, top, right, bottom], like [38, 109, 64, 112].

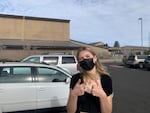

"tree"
[113, 41, 120, 48]
[144, 50, 150, 55]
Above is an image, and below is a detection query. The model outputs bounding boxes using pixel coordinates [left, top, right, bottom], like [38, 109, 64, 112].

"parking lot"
[40, 62, 150, 113]
[2, 62, 150, 113]
[108, 63, 150, 113]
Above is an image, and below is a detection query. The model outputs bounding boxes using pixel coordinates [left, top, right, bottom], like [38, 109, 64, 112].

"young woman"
[67, 47, 113, 113]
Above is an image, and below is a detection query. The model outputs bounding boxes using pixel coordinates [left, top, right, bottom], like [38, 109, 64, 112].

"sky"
[0, 0, 150, 47]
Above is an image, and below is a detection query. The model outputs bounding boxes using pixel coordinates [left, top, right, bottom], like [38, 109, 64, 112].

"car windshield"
[23, 57, 40, 63]
[128, 56, 135, 60]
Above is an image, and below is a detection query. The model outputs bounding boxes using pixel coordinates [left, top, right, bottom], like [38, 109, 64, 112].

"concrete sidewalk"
[100, 58, 122, 63]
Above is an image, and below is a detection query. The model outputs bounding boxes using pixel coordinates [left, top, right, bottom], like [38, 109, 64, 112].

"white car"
[21, 54, 79, 75]
[0, 62, 72, 113]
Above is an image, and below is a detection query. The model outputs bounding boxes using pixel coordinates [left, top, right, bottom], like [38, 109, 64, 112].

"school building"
[0, 14, 110, 61]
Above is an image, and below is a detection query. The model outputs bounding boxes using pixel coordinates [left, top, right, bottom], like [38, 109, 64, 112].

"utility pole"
[138, 18, 143, 47]
[148, 32, 150, 50]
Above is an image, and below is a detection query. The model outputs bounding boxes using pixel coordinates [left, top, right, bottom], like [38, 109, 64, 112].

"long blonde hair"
[77, 47, 109, 76]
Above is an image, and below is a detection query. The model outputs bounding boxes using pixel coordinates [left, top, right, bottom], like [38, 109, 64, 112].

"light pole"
[138, 17, 143, 47]
[149, 32, 150, 50]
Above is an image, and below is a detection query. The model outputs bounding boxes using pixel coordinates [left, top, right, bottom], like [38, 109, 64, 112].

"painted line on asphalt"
[109, 65, 124, 68]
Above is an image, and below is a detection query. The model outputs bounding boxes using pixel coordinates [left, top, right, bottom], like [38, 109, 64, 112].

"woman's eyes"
[85, 55, 91, 58]
[79, 56, 91, 61]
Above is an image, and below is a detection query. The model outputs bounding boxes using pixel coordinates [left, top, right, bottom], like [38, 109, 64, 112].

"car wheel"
[139, 63, 144, 69]
[147, 68, 150, 71]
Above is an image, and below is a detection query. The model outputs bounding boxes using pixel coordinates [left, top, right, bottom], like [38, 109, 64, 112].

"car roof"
[0, 62, 72, 76]
[25, 54, 75, 57]
[0, 62, 51, 66]
[128, 54, 149, 57]
[0, 62, 60, 69]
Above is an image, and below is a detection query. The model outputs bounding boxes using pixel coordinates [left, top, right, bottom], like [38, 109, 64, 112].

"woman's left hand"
[91, 80, 107, 98]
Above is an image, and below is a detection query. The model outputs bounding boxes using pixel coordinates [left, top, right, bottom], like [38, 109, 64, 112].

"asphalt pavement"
[107, 64, 150, 113]
[37, 62, 150, 113]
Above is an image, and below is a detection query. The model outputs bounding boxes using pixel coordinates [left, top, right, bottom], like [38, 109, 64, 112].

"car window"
[37, 67, 67, 82]
[62, 56, 76, 64]
[13, 67, 31, 75]
[137, 55, 147, 59]
[24, 57, 40, 63]
[0, 67, 32, 83]
[0, 67, 11, 76]
[37, 67, 57, 75]
[43, 57, 58, 65]
[128, 55, 135, 60]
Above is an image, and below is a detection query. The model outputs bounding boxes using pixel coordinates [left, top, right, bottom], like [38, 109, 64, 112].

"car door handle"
[0, 89, 4, 93]
[38, 87, 45, 91]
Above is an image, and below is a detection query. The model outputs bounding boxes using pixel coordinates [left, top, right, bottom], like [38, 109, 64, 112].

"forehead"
[78, 50, 93, 57]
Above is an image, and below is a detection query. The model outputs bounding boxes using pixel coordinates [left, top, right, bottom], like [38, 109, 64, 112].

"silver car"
[126, 55, 148, 68]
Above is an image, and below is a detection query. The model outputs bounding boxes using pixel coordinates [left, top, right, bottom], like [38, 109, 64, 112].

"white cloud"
[0, 0, 150, 47]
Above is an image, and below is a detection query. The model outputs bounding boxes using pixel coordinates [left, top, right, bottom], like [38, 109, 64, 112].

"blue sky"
[0, 0, 150, 47]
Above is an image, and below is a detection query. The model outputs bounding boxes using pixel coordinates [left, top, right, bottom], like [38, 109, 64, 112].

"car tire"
[139, 63, 144, 69]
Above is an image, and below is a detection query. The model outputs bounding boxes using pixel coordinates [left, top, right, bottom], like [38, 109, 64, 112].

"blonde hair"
[77, 47, 109, 76]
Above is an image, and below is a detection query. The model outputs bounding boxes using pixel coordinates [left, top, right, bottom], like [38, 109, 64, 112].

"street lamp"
[138, 17, 143, 47]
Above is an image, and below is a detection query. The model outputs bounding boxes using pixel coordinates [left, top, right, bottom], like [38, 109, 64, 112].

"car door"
[0, 66, 37, 113]
[35, 67, 70, 109]
[43, 56, 59, 65]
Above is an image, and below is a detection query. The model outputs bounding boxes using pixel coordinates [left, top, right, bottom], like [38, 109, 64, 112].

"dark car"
[144, 55, 150, 70]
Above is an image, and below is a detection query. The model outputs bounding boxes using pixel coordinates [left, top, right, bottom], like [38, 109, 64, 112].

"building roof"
[121, 45, 149, 49]
[0, 14, 70, 23]
[0, 39, 81, 49]
[89, 41, 105, 46]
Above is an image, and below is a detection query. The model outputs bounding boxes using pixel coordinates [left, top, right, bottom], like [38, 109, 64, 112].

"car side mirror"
[65, 77, 71, 84]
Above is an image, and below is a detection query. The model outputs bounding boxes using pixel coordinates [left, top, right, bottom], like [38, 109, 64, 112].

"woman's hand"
[71, 79, 85, 96]
[91, 80, 107, 98]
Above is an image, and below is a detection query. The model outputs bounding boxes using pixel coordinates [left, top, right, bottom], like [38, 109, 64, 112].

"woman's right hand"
[71, 79, 85, 96]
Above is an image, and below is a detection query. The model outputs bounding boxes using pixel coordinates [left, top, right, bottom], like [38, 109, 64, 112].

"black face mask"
[79, 58, 95, 71]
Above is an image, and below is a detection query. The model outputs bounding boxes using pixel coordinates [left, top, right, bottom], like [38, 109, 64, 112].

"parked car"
[126, 54, 148, 68]
[0, 62, 72, 113]
[21, 54, 79, 75]
[143, 55, 150, 70]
